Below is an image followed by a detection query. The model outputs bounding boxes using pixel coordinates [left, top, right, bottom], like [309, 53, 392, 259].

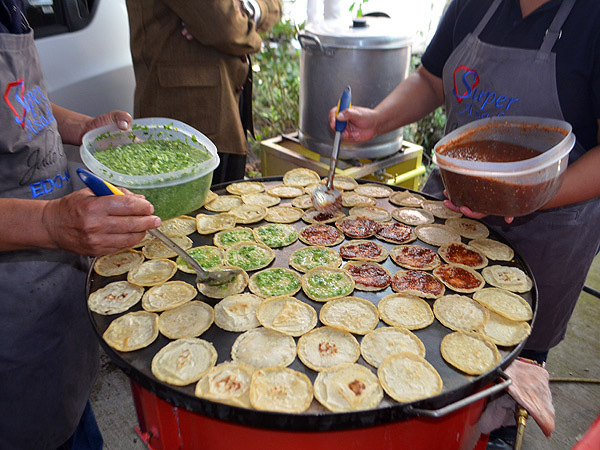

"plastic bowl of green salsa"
[80, 118, 219, 219]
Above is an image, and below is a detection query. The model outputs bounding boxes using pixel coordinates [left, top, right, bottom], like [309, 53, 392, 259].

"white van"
[31, 0, 135, 117]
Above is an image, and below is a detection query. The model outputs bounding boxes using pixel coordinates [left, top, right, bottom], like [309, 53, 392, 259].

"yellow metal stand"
[260, 134, 426, 190]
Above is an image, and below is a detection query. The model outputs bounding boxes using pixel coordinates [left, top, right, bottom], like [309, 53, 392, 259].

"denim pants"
[55, 401, 103, 450]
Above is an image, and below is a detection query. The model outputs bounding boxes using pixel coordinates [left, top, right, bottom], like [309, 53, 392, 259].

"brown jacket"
[126, 0, 282, 155]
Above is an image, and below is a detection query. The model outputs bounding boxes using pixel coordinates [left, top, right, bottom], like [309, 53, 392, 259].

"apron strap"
[473, 0, 504, 37]
[539, 0, 577, 54]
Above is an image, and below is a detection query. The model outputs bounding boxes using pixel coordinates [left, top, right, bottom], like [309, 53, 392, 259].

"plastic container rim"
[80, 117, 220, 189]
[433, 116, 575, 178]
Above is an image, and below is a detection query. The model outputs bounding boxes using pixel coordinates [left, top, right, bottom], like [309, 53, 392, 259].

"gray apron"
[424, 0, 600, 350]
[0, 30, 99, 449]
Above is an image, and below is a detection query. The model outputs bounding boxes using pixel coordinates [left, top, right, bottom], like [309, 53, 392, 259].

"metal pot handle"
[409, 370, 512, 419]
[298, 32, 334, 56]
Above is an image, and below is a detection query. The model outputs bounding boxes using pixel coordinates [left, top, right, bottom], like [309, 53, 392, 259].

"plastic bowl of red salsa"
[80, 118, 220, 220]
[432, 116, 575, 217]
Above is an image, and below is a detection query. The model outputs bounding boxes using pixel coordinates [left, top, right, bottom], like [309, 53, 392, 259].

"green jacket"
[126, 0, 282, 155]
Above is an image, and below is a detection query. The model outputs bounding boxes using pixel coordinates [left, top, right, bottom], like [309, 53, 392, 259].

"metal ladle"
[311, 85, 352, 214]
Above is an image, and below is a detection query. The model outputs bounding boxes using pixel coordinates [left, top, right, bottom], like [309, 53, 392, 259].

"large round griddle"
[86, 177, 537, 431]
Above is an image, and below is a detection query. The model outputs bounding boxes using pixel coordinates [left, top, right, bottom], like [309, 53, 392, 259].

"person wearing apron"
[0, 2, 160, 448]
[331, 0, 600, 359]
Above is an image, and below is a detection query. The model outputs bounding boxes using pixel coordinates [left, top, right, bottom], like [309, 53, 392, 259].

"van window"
[27, 0, 96, 38]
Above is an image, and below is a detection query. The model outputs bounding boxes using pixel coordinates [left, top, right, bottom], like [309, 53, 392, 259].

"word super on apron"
[0, 29, 98, 449]
[425, 0, 600, 350]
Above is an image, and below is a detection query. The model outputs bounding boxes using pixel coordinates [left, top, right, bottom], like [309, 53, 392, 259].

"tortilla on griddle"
[94, 249, 144, 277]
[445, 217, 489, 239]
[158, 300, 214, 339]
[248, 267, 302, 298]
[231, 327, 297, 369]
[213, 292, 263, 332]
[127, 258, 178, 287]
[433, 264, 486, 293]
[103, 310, 159, 352]
[297, 326, 360, 371]
[342, 261, 392, 292]
[141, 280, 197, 312]
[196, 213, 237, 235]
[468, 238, 514, 261]
[266, 184, 304, 198]
[301, 267, 355, 302]
[433, 294, 489, 332]
[361, 326, 426, 368]
[226, 181, 265, 196]
[256, 295, 317, 337]
[88, 280, 144, 315]
[213, 227, 255, 248]
[228, 204, 268, 224]
[415, 223, 461, 247]
[378, 293, 435, 330]
[390, 244, 440, 271]
[314, 363, 383, 412]
[240, 192, 280, 208]
[421, 200, 463, 219]
[196, 265, 249, 299]
[391, 269, 445, 299]
[224, 241, 275, 272]
[473, 288, 533, 321]
[264, 205, 304, 224]
[253, 223, 298, 248]
[339, 239, 389, 263]
[391, 207, 435, 226]
[388, 190, 425, 207]
[480, 310, 531, 347]
[151, 338, 217, 386]
[319, 296, 380, 335]
[195, 361, 255, 408]
[204, 195, 243, 212]
[142, 235, 193, 259]
[482, 265, 533, 293]
[288, 245, 343, 273]
[175, 246, 224, 274]
[283, 167, 321, 187]
[438, 242, 488, 270]
[440, 330, 501, 376]
[250, 367, 313, 413]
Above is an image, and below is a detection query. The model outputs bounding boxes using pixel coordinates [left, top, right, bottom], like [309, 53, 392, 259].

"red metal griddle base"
[130, 381, 487, 450]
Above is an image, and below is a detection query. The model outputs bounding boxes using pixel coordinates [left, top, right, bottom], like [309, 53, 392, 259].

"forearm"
[373, 65, 445, 136]
[0, 198, 54, 252]
[52, 103, 92, 146]
[542, 145, 600, 209]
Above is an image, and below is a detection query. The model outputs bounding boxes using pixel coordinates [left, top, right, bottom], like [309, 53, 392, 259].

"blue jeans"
[55, 401, 103, 450]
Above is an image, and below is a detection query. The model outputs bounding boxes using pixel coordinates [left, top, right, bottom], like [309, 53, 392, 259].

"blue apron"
[0, 29, 99, 449]
[423, 0, 600, 351]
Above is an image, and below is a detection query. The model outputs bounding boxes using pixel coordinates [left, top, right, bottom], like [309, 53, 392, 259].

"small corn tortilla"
[415, 224, 461, 247]
[291, 194, 315, 209]
[421, 200, 463, 219]
[480, 310, 531, 347]
[213, 227, 255, 249]
[349, 205, 392, 222]
[226, 181, 265, 196]
[378, 293, 435, 330]
[391, 269, 445, 299]
[336, 215, 381, 239]
[375, 222, 417, 245]
[354, 183, 393, 198]
[297, 326, 360, 371]
[142, 280, 197, 312]
[302, 208, 346, 225]
[298, 224, 345, 247]
[264, 205, 304, 224]
[158, 215, 198, 236]
[339, 239, 389, 263]
[158, 300, 214, 339]
[142, 235, 193, 260]
[391, 207, 435, 226]
[445, 217, 489, 239]
[196, 213, 237, 235]
[319, 296, 380, 335]
[196, 265, 249, 299]
[256, 295, 317, 336]
[253, 223, 298, 248]
[266, 184, 304, 198]
[433, 294, 489, 332]
[390, 244, 441, 271]
[228, 204, 267, 224]
[388, 190, 425, 208]
[283, 168, 321, 187]
[378, 352, 443, 403]
[288, 245, 343, 273]
[248, 267, 302, 298]
[176, 246, 224, 274]
[94, 249, 144, 277]
[438, 242, 488, 270]
[482, 265, 533, 293]
[88, 280, 144, 315]
[433, 264, 486, 293]
[103, 310, 159, 352]
[342, 261, 392, 291]
[204, 195, 243, 212]
[231, 327, 297, 368]
[250, 367, 313, 413]
[127, 259, 177, 287]
[361, 326, 426, 368]
[468, 238, 514, 262]
[472, 288, 533, 321]
[440, 330, 501, 376]
[341, 191, 377, 207]
[301, 267, 355, 302]
[224, 241, 275, 272]
[214, 292, 263, 332]
[151, 338, 217, 386]
[241, 192, 281, 208]
[195, 361, 255, 408]
[321, 175, 359, 191]
[314, 363, 383, 412]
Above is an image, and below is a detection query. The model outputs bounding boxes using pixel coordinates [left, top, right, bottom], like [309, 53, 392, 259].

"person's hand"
[442, 191, 514, 224]
[81, 110, 132, 141]
[328, 105, 380, 143]
[41, 188, 161, 256]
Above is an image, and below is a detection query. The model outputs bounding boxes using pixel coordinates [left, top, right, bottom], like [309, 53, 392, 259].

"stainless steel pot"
[298, 16, 413, 160]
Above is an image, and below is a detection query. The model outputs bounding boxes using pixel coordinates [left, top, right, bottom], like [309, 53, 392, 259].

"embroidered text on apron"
[423, 0, 600, 350]
[0, 29, 98, 450]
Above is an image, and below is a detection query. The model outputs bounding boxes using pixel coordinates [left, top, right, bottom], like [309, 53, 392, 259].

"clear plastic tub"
[80, 117, 220, 220]
[432, 116, 575, 217]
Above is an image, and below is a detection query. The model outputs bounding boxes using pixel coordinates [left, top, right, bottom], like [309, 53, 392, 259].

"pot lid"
[304, 16, 414, 50]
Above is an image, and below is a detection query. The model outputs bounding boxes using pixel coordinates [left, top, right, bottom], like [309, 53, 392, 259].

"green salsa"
[307, 273, 352, 299]
[176, 247, 223, 270]
[254, 269, 300, 297]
